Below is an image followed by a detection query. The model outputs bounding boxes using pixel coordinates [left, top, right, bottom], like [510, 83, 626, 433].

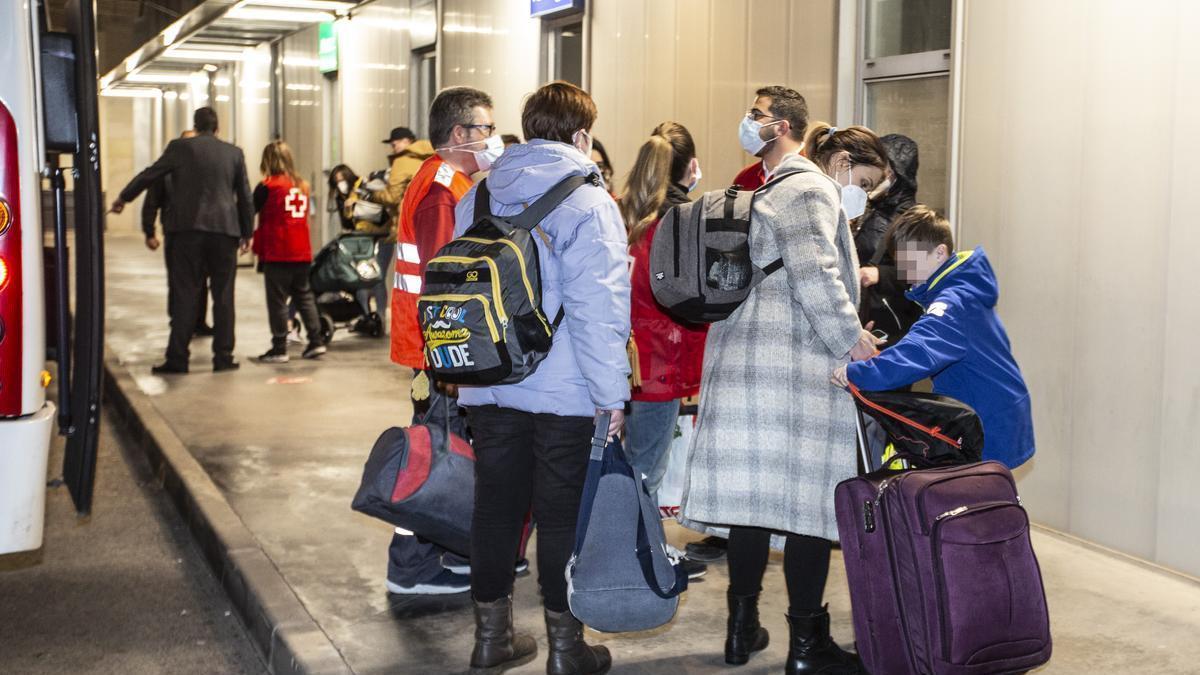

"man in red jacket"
[385, 86, 505, 596]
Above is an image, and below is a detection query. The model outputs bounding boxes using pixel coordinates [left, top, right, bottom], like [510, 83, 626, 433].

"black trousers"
[262, 262, 321, 348]
[727, 525, 833, 616]
[466, 405, 593, 612]
[165, 231, 239, 367]
[164, 244, 208, 328]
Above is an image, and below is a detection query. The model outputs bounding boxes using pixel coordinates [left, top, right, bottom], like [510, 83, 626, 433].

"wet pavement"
[102, 230, 1200, 674]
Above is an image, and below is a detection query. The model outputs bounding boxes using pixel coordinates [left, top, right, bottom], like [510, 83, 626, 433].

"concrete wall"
[439, 0, 542, 145]
[590, 0, 838, 193]
[337, 0, 414, 179]
[956, 0, 1200, 576]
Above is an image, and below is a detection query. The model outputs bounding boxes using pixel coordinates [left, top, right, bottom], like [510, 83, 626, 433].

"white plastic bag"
[656, 414, 695, 519]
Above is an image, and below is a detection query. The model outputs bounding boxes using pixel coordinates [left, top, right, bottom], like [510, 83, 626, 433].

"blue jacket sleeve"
[555, 198, 632, 410]
[847, 292, 968, 391]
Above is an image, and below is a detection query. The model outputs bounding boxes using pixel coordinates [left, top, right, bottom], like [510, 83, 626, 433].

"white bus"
[1, 0, 105, 555]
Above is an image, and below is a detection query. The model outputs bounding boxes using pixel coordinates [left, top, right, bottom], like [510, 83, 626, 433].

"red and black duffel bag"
[351, 403, 474, 556]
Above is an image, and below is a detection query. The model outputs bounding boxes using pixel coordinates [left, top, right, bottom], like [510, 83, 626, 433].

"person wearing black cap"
[361, 126, 435, 329]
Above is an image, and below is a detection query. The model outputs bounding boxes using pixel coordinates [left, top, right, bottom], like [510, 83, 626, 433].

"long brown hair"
[260, 140, 307, 192]
[619, 121, 696, 245]
[804, 121, 888, 175]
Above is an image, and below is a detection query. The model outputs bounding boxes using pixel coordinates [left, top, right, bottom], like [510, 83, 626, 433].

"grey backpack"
[566, 412, 688, 633]
[648, 165, 828, 323]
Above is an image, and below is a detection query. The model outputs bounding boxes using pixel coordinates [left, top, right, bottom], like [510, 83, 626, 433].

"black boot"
[544, 608, 611, 675]
[725, 592, 770, 665]
[785, 606, 863, 675]
[468, 596, 537, 674]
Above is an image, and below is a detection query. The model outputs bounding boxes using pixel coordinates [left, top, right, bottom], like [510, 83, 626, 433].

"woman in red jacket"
[619, 121, 707, 510]
[251, 140, 325, 363]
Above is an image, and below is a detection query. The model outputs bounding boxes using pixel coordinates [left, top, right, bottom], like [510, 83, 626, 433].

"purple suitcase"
[837, 459, 1052, 674]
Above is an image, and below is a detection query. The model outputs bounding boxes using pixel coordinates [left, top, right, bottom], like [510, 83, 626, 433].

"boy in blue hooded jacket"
[833, 206, 1035, 468]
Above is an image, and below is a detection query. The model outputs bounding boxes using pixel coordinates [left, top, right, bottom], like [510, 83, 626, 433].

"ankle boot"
[785, 606, 863, 675]
[544, 608, 611, 675]
[468, 596, 537, 674]
[725, 591, 770, 665]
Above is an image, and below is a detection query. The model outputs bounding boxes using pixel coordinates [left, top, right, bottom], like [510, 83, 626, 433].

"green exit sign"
[318, 21, 338, 73]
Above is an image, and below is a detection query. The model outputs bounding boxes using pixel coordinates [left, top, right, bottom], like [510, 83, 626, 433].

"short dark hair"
[428, 87, 493, 148]
[755, 86, 807, 142]
[891, 205, 954, 252]
[522, 81, 598, 144]
[501, 133, 522, 146]
[194, 107, 219, 133]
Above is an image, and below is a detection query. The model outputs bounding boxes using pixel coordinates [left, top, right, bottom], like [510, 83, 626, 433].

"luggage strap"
[571, 413, 688, 600]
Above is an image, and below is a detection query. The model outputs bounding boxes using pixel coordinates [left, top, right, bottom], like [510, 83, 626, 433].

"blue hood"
[485, 139, 602, 208]
[907, 246, 999, 309]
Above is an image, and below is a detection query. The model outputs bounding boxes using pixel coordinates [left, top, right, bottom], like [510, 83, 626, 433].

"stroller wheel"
[319, 313, 335, 344]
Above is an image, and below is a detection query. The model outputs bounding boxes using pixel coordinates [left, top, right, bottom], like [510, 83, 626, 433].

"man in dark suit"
[142, 129, 213, 337]
[112, 107, 254, 374]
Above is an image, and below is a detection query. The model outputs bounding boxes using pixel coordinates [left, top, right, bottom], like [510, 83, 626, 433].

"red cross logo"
[285, 188, 308, 219]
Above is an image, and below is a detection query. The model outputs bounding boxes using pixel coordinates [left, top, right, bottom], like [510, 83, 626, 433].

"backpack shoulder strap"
[752, 163, 840, 278]
[473, 178, 493, 221]
[508, 172, 601, 231]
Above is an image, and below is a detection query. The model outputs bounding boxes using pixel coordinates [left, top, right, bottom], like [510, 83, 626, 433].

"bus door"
[40, 0, 105, 514]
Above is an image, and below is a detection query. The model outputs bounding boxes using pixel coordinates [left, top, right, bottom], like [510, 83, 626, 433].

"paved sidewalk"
[103, 231, 1200, 674]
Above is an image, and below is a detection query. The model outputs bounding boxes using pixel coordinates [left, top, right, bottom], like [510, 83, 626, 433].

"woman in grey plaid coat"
[679, 97, 889, 673]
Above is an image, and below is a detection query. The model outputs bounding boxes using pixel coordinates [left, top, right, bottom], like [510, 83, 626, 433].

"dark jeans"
[263, 262, 321, 348]
[164, 244, 208, 328]
[727, 526, 833, 616]
[466, 405, 593, 612]
[165, 231, 238, 367]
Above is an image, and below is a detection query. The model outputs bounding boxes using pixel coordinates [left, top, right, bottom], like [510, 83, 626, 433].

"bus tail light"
[0, 101, 23, 417]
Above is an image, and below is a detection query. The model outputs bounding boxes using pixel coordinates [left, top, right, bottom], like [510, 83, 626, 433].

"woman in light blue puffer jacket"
[454, 82, 629, 675]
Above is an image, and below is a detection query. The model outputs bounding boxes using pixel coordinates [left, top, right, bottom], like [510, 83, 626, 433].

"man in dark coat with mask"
[856, 133, 924, 344]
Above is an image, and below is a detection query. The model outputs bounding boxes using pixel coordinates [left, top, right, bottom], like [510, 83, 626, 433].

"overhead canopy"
[100, 0, 356, 92]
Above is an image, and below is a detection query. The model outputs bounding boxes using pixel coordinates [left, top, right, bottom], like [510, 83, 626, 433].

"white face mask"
[687, 159, 702, 192]
[440, 133, 504, 172]
[573, 129, 593, 160]
[837, 165, 869, 220]
[738, 116, 782, 156]
[336, 180, 349, 195]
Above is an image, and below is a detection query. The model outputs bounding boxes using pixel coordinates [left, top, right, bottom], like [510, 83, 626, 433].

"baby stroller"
[849, 384, 984, 472]
[310, 232, 386, 342]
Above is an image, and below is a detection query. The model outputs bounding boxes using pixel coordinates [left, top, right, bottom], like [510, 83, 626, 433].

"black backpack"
[418, 172, 601, 385]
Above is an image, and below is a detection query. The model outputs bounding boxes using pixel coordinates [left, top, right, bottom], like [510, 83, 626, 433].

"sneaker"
[685, 535, 728, 562]
[441, 556, 530, 577]
[442, 552, 470, 575]
[680, 557, 708, 579]
[386, 568, 470, 595]
[257, 347, 289, 364]
[286, 326, 304, 344]
[302, 342, 327, 359]
[213, 359, 240, 372]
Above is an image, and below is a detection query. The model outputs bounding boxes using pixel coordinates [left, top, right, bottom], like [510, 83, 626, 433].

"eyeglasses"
[462, 123, 496, 136]
[746, 109, 780, 123]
